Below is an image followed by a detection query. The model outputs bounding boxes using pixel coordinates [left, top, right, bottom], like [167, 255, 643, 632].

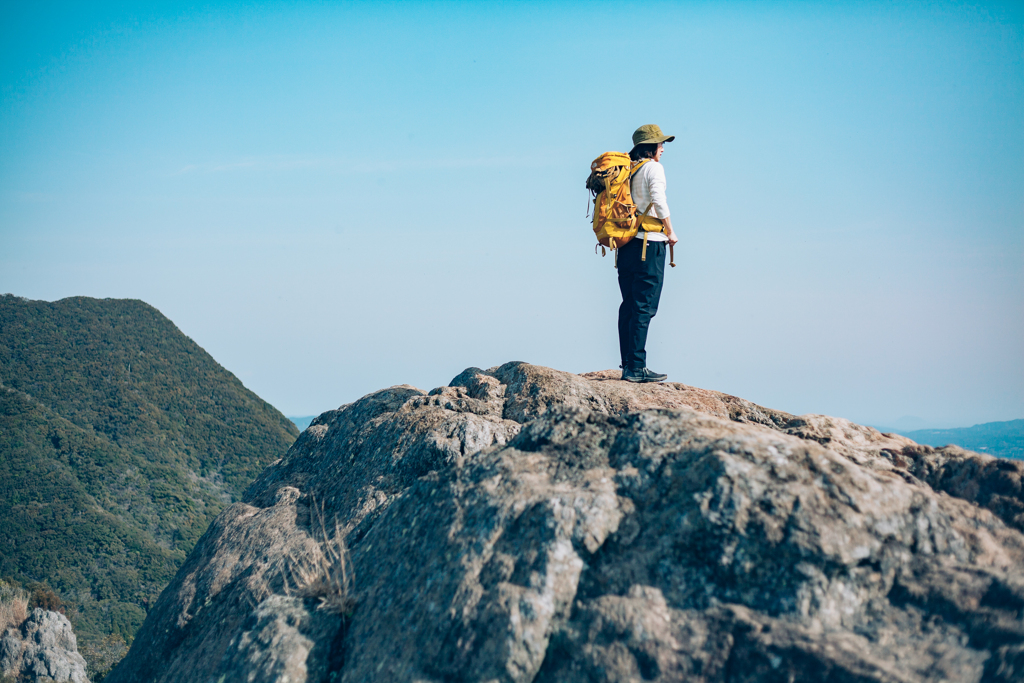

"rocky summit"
[107, 363, 1024, 683]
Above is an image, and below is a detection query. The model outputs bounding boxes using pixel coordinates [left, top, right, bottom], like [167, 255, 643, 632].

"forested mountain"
[0, 295, 298, 669]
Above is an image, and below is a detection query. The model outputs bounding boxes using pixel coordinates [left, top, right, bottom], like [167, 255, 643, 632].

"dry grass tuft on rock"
[285, 499, 355, 616]
[0, 580, 29, 634]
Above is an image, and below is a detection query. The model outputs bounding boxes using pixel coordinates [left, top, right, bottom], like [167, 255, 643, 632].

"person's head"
[630, 142, 663, 162]
[629, 124, 674, 162]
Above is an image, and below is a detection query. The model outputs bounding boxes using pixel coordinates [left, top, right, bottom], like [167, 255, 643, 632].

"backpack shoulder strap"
[629, 159, 651, 178]
[629, 159, 656, 224]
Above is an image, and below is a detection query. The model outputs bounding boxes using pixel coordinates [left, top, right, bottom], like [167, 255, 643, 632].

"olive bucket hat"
[631, 124, 675, 150]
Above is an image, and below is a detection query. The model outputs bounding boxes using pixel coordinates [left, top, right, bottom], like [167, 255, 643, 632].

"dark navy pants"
[617, 238, 666, 371]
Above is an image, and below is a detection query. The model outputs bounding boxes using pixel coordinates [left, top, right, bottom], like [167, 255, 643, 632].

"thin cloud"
[170, 154, 551, 176]
[171, 156, 325, 175]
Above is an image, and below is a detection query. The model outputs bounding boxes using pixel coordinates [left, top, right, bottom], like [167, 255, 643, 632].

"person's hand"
[662, 216, 678, 246]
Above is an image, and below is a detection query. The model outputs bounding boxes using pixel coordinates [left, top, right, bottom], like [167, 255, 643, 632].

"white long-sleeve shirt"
[630, 160, 670, 242]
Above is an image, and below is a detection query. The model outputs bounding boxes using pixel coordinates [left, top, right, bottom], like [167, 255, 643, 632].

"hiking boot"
[622, 367, 668, 383]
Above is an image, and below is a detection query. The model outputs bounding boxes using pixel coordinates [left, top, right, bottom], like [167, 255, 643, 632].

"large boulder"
[107, 363, 1024, 683]
[0, 608, 89, 683]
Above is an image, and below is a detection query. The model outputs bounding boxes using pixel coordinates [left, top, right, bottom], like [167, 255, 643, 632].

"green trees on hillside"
[0, 294, 299, 673]
[0, 386, 178, 641]
[0, 295, 298, 498]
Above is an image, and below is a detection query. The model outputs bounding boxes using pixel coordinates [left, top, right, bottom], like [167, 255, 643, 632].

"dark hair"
[629, 143, 660, 161]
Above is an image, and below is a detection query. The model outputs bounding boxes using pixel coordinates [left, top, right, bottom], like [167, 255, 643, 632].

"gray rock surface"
[107, 362, 1024, 683]
[0, 608, 89, 683]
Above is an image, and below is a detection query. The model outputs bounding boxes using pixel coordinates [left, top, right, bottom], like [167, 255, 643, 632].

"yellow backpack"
[586, 153, 666, 263]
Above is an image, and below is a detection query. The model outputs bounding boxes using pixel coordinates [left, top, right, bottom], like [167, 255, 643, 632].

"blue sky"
[1, 1, 1021, 428]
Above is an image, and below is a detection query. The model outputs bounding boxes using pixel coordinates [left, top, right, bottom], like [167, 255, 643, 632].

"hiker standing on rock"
[617, 124, 678, 383]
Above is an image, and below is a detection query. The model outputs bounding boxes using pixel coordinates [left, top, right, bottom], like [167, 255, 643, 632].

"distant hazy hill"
[895, 420, 1024, 460]
[289, 415, 315, 431]
[0, 295, 298, 656]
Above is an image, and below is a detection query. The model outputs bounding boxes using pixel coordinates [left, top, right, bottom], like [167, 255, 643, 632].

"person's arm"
[662, 215, 678, 246]
[647, 165, 678, 245]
